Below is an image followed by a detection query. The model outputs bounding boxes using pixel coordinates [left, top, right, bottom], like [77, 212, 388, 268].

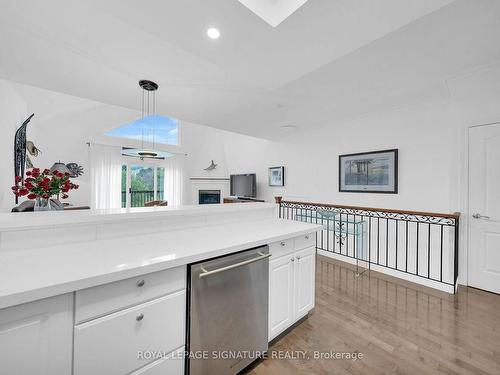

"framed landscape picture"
[339, 149, 398, 193]
[268, 166, 285, 186]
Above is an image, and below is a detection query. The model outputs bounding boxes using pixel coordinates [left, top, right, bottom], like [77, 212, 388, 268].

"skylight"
[105, 115, 179, 146]
[238, 0, 309, 27]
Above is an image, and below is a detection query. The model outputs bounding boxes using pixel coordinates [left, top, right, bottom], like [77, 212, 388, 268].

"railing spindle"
[428, 223, 431, 279]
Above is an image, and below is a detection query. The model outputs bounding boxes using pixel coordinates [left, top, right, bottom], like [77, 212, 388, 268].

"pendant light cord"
[141, 88, 145, 150]
[152, 90, 156, 149]
[138, 80, 159, 153]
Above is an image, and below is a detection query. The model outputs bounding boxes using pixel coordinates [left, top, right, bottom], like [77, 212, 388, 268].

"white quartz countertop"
[0, 202, 277, 231]
[0, 218, 321, 309]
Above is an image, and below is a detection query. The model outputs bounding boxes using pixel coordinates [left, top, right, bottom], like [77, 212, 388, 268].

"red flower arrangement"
[12, 168, 79, 200]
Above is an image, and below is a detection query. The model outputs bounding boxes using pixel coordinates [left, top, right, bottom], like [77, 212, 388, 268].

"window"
[106, 115, 179, 146]
[121, 164, 166, 208]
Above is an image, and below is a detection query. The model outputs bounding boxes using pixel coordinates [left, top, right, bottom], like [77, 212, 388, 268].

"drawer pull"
[291, 258, 295, 262]
[136, 280, 145, 288]
[136, 313, 144, 321]
[280, 241, 286, 247]
[296, 256, 301, 261]
[305, 235, 310, 240]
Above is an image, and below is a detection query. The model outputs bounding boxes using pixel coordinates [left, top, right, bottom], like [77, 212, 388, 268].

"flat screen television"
[230, 174, 257, 198]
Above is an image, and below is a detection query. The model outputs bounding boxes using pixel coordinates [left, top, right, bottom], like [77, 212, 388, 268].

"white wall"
[223, 98, 457, 212]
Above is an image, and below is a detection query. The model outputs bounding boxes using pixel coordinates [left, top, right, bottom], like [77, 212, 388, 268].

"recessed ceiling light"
[206, 28, 220, 39]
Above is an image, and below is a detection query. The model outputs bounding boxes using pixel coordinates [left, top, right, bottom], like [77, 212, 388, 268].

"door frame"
[465, 121, 500, 287]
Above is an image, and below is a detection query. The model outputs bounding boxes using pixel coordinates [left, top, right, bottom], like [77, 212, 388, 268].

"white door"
[268, 254, 294, 340]
[294, 247, 316, 319]
[469, 123, 500, 293]
[0, 294, 73, 375]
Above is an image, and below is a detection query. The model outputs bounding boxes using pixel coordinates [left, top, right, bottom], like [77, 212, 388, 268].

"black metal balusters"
[277, 200, 460, 292]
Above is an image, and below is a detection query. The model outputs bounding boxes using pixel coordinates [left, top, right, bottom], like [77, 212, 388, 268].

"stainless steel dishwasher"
[187, 246, 270, 375]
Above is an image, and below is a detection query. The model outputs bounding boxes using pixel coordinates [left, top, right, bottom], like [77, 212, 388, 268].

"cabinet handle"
[136, 280, 145, 287]
[296, 256, 301, 261]
[305, 235, 310, 240]
[136, 313, 144, 321]
[291, 258, 295, 262]
[280, 241, 286, 247]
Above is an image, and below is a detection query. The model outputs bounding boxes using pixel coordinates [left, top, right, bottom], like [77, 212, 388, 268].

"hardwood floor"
[248, 255, 500, 375]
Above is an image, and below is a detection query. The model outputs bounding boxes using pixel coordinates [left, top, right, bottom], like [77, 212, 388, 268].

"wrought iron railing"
[121, 190, 164, 208]
[277, 199, 460, 292]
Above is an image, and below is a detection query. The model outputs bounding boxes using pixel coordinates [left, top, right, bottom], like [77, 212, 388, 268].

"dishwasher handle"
[199, 252, 271, 278]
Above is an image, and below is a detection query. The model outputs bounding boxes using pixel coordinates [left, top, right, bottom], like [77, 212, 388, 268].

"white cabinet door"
[268, 254, 294, 340]
[294, 247, 316, 320]
[0, 294, 73, 375]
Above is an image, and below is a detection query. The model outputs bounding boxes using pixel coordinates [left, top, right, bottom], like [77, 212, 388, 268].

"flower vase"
[34, 197, 52, 211]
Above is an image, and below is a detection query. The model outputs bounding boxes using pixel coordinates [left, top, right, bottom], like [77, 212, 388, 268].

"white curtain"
[90, 144, 122, 209]
[162, 155, 184, 206]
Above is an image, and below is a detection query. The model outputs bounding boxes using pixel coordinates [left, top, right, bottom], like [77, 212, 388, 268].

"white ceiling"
[1, 0, 499, 139]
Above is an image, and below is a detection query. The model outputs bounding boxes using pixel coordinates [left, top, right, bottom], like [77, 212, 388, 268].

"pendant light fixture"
[121, 80, 172, 160]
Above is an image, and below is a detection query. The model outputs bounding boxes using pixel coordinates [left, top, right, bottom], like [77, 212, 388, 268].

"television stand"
[223, 197, 265, 203]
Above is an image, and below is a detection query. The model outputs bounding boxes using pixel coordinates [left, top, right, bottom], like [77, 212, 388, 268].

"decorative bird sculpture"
[204, 160, 217, 171]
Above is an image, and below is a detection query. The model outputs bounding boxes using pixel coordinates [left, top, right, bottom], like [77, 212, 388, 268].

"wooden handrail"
[278, 199, 460, 220]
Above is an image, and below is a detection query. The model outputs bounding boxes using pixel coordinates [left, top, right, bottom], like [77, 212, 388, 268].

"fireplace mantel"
[189, 177, 230, 204]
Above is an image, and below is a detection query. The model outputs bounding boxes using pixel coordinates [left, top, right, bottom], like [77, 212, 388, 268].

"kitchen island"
[0, 203, 321, 375]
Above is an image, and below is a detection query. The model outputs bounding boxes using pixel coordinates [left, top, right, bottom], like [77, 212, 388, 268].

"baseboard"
[317, 249, 455, 294]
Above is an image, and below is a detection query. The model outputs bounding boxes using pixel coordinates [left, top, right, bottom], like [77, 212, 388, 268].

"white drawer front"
[74, 290, 185, 375]
[294, 232, 316, 250]
[269, 238, 294, 258]
[75, 266, 186, 323]
[131, 346, 184, 375]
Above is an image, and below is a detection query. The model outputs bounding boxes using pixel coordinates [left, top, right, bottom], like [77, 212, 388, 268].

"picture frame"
[268, 166, 285, 187]
[339, 149, 398, 193]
